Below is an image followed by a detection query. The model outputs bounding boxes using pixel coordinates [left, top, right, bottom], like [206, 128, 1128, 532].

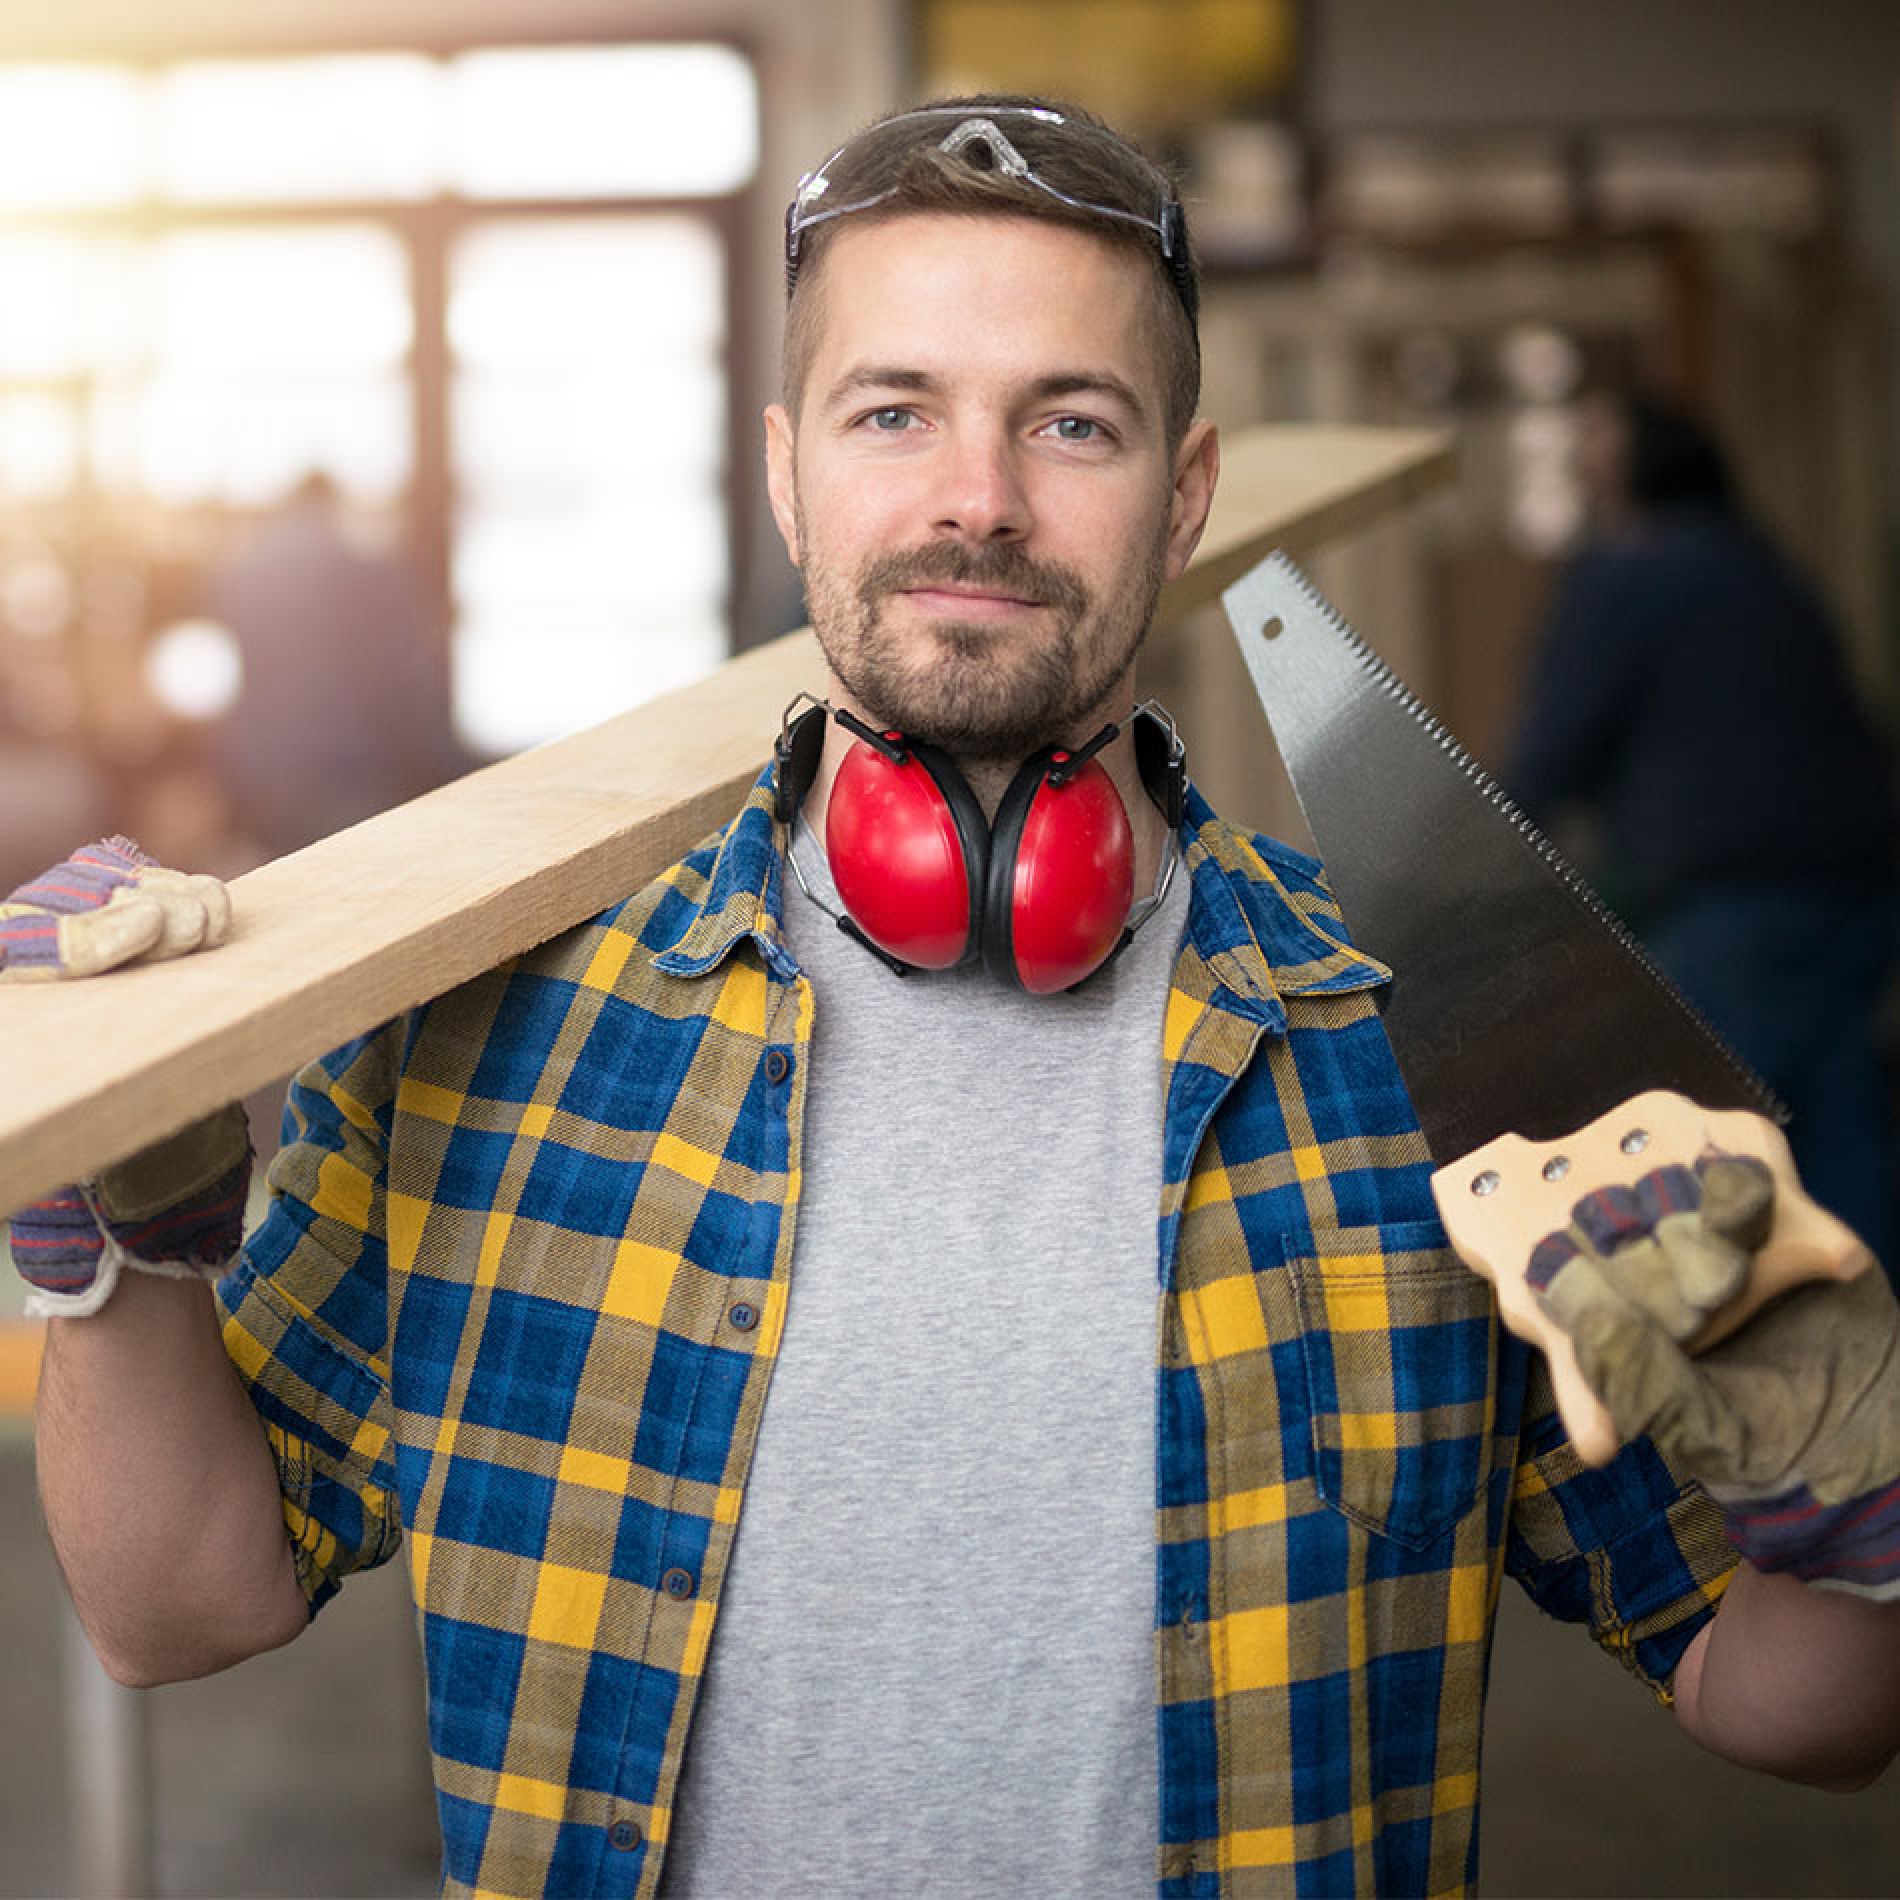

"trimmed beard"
[798, 512, 1167, 764]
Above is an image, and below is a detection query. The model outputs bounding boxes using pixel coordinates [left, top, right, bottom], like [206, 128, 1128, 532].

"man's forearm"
[35, 1270, 308, 1686]
[1673, 1562, 1900, 1788]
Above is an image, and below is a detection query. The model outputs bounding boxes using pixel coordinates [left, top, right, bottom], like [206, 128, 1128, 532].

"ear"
[1162, 419, 1219, 582]
[764, 403, 802, 567]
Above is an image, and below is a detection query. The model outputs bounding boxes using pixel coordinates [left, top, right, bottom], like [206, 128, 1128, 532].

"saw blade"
[1221, 549, 1782, 1162]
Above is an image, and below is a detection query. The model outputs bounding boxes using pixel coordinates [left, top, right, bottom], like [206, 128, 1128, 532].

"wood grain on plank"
[0, 424, 1453, 1212]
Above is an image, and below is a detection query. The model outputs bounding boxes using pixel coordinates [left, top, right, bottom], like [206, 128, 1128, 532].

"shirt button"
[763, 1049, 791, 1084]
[661, 1566, 696, 1600]
[608, 1819, 642, 1851]
[728, 1300, 760, 1333]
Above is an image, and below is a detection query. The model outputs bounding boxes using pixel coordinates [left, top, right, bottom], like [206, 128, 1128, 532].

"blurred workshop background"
[2, 0, 1898, 1894]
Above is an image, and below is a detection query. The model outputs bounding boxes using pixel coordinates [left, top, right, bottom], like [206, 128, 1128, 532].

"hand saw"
[1221, 550, 1875, 1463]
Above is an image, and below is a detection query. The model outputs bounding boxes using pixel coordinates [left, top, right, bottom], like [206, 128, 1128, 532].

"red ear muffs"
[824, 729, 1135, 992]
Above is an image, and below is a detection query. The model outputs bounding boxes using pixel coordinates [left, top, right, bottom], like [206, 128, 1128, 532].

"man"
[14, 98, 1900, 1900]
[1507, 386, 1899, 1275]
[207, 469, 468, 858]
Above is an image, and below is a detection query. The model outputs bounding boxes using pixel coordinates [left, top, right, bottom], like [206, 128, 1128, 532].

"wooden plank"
[0, 423, 1452, 1213]
[0, 1320, 44, 1417]
[1183, 423, 1456, 609]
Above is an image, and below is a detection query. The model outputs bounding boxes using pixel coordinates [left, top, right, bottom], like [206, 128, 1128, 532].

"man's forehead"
[801, 212, 1165, 389]
[816, 205, 1140, 282]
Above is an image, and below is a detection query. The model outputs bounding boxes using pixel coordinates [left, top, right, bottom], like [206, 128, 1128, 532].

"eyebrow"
[1033, 371, 1149, 420]
[820, 364, 1154, 426]
[822, 365, 933, 411]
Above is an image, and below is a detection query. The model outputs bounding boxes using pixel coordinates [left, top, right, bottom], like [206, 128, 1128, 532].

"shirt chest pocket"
[1287, 1220, 1497, 1549]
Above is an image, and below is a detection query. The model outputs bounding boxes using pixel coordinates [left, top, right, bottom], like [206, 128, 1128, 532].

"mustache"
[856, 542, 1088, 615]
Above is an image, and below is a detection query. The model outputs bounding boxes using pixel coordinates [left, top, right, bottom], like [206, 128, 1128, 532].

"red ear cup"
[983, 752, 1135, 994]
[824, 736, 989, 970]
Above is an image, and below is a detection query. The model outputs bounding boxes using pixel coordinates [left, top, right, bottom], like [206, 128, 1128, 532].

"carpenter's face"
[765, 212, 1215, 762]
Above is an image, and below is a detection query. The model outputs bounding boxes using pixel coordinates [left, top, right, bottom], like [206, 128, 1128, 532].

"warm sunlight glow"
[447, 216, 728, 753]
[156, 56, 439, 203]
[122, 226, 415, 504]
[131, 372, 412, 508]
[0, 44, 757, 212]
[448, 45, 758, 199]
[0, 394, 81, 498]
[0, 42, 754, 754]
[0, 65, 142, 210]
[0, 235, 142, 380]
[154, 225, 413, 373]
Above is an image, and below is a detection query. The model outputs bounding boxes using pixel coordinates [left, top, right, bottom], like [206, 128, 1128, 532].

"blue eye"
[1052, 416, 1102, 442]
[867, 407, 913, 431]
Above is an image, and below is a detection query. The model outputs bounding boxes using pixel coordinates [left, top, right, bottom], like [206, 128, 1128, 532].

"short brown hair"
[781, 95, 1201, 444]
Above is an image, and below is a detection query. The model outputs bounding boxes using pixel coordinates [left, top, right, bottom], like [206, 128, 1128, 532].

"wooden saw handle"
[1431, 1089, 1877, 1466]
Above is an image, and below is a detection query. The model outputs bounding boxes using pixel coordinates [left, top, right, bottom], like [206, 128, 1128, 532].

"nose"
[929, 428, 1029, 543]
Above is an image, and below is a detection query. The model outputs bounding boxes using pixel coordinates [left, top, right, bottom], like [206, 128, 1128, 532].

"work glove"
[1529, 1154, 1900, 1599]
[3, 837, 246, 1313]
[8, 1106, 253, 1318]
[0, 835, 231, 979]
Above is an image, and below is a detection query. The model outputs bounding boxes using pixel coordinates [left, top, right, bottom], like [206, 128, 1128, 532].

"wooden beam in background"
[0, 424, 1453, 1212]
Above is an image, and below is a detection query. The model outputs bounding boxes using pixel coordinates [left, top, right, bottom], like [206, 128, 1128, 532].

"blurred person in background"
[1507, 386, 1900, 1277]
[207, 469, 468, 859]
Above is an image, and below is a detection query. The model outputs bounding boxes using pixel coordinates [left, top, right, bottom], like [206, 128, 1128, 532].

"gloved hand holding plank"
[0, 837, 230, 981]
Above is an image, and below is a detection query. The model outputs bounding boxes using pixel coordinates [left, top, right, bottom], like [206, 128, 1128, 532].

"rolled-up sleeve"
[1506, 1357, 1738, 1696]
[216, 1021, 408, 1611]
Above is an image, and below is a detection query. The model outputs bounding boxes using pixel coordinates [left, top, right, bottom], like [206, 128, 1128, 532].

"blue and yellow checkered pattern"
[217, 772, 1735, 1898]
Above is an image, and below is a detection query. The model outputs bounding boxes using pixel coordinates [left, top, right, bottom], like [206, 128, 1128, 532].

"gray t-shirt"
[662, 821, 1187, 1898]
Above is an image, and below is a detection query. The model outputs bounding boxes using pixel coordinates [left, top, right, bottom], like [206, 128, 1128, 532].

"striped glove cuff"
[9, 1106, 252, 1317]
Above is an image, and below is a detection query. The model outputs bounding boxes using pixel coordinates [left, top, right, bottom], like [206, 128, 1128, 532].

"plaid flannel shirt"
[217, 769, 1736, 1899]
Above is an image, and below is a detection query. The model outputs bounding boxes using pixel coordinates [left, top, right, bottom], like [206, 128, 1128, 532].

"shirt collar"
[649, 767, 1393, 1009]
[1175, 785, 1391, 1030]
[651, 764, 800, 981]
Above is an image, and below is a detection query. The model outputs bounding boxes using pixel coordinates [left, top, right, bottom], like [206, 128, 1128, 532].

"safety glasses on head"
[783, 103, 1196, 332]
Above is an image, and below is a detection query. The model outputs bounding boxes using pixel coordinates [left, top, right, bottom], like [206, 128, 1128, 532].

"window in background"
[0, 64, 142, 211]
[440, 44, 753, 750]
[154, 55, 440, 204]
[0, 391, 82, 498]
[0, 224, 412, 509]
[447, 44, 758, 200]
[0, 41, 758, 769]
[0, 230, 142, 382]
[449, 215, 729, 754]
[134, 224, 415, 507]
